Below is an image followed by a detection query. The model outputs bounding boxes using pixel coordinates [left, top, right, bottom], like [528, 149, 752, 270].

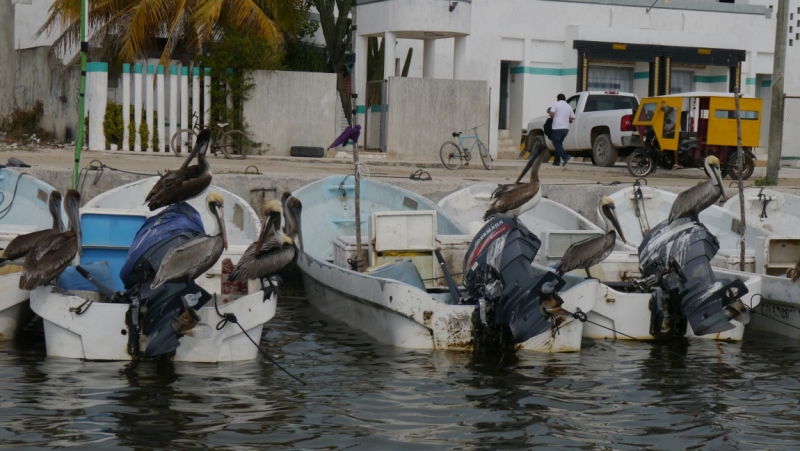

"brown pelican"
[145, 128, 213, 211]
[556, 196, 626, 279]
[0, 191, 64, 266]
[667, 156, 725, 225]
[483, 144, 548, 221]
[150, 191, 228, 289]
[19, 189, 81, 291]
[228, 195, 302, 298]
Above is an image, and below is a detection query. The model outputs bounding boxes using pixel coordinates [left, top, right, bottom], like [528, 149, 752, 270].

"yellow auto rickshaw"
[628, 92, 762, 179]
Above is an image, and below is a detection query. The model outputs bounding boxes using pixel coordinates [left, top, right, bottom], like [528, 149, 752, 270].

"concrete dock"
[3, 145, 800, 223]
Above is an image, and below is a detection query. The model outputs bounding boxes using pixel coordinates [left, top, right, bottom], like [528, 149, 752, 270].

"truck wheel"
[725, 153, 755, 180]
[592, 134, 618, 167]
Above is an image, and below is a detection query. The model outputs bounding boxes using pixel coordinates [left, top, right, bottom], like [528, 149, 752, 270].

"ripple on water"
[3, 283, 800, 449]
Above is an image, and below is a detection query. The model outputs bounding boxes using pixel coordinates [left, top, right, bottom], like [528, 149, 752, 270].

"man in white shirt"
[549, 94, 575, 166]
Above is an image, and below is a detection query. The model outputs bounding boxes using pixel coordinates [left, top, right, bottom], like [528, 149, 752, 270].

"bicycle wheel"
[219, 130, 251, 159]
[478, 140, 492, 170]
[170, 129, 196, 156]
[440, 141, 463, 170]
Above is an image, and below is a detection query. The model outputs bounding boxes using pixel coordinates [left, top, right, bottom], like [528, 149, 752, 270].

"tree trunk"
[337, 71, 353, 126]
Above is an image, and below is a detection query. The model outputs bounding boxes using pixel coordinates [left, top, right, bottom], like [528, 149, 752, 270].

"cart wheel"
[627, 149, 655, 178]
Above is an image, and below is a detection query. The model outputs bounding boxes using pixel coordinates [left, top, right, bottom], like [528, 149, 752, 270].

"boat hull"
[30, 287, 276, 362]
[749, 274, 800, 339]
[299, 253, 595, 352]
[0, 274, 34, 340]
[584, 255, 762, 341]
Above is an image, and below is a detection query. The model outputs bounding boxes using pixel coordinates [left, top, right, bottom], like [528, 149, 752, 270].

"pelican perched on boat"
[228, 195, 302, 298]
[19, 189, 81, 291]
[667, 156, 725, 225]
[556, 196, 626, 279]
[150, 191, 228, 289]
[0, 191, 63, 266]
[145, 129, 213, 211]
[483, 144, 548, 221]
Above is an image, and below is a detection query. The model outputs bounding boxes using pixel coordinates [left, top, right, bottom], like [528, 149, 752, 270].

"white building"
[7, 0, 800, 158]
[354, 0, 799, 157]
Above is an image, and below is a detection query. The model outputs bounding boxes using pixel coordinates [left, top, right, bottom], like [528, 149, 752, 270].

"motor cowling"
[463, 217, 566, 344]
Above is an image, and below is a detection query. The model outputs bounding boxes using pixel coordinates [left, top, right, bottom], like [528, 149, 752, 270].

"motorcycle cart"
[627, 93, 762, 179]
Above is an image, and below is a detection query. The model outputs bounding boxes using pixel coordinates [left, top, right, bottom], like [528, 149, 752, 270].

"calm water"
[3, 279, 800, 450]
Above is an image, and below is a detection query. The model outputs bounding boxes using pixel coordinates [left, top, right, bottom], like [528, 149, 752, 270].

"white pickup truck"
[525, 91, 642, 167]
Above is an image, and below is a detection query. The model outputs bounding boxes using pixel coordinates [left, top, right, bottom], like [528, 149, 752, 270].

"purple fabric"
[328, 125, 362, 149]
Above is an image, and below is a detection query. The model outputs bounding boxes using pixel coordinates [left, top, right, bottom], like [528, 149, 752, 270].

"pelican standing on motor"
[483, 144, 548, 221]
[145, 129, 213, 211]
[228, 195, 302, 298]
[556, 196, 626, 279]
[19, 190, 81, 291]
[0, 191, 64, 266]
[667, 156, 725, 224]
[150, 191, 228, 289]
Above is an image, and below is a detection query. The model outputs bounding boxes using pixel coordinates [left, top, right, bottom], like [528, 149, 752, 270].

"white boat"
[295, 175, 599, 353]
[583, 252, 761, 341]
[721, 189, 800, 340]
[0, 168, 67, 340]
[721, 188, 800, 236]
[436, 183, 759, 341]
[438, 183, 636, 267]
[30, 177, 275, 362]
[606, 185, 772, 272]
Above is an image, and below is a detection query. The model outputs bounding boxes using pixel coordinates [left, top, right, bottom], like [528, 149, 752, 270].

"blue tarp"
[119, 203, 205, 286]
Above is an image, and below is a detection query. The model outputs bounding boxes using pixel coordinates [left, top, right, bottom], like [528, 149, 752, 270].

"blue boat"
[0, 168, 67, 340]
[294, 175, 599, 352]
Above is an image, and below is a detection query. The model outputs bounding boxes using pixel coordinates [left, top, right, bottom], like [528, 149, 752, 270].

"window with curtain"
[587, 66, 633, 92]
[670, 70, 694, 94]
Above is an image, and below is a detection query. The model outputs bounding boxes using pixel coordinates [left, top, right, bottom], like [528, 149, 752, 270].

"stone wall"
[243, 71, 338, 156]
[1, 1, 80, 143]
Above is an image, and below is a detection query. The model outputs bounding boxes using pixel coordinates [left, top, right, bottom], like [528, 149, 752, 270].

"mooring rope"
[212, 294, 306, 385]
[0, 172, 28, 221]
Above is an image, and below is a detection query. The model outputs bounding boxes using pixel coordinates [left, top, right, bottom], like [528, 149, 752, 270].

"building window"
[587, 66, 633, 92]
[671, 70, 693, 94]
[791, 39, 794, 46]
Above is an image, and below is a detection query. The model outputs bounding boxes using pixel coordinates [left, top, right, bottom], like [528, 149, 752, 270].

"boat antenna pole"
[734, 86, 746, 271]
[72, 0, 88, 190]
[351, 2, 363, 272]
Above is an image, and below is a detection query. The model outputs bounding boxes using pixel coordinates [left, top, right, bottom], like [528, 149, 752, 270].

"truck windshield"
[584, 95, 639, 112]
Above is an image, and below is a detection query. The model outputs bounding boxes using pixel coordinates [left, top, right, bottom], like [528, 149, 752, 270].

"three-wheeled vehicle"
[627, 92, 762, 179]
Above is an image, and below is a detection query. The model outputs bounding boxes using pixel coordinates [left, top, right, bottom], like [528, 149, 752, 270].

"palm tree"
[37, 0, 306, 67]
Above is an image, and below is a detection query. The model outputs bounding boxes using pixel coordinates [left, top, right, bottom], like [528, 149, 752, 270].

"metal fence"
[365, 80, 387, 151]
[783, 96, 800, 158]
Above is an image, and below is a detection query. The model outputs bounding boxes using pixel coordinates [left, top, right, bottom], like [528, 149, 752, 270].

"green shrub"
[128, 106, 136, 150]
[103, 101, 124, 148]
[754, 175, 777, 187]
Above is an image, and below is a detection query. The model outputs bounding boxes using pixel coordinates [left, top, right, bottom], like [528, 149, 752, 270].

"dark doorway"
[499, 62, 510, 130]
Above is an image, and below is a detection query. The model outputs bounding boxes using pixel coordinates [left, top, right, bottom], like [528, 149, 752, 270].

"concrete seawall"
[20, 166, 760, 229]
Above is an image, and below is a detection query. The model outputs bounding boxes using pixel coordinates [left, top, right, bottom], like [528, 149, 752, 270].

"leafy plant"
[194, 28, 283, 134]
[754, 175, 777, 187]
[103, 100, 123, 148]
[128, 107, 136, 150]
[0, 101, 51, 141]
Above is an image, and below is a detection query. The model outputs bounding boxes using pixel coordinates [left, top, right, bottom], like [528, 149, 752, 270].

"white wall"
[243, 71, 338, 156]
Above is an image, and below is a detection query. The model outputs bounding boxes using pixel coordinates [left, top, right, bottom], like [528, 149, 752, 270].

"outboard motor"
[119, 203, 212, 358]
[462, 217, 567, 346]
[637, 217, 749, 337]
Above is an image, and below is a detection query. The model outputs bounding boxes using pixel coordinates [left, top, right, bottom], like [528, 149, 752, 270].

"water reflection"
[4, 283, 800, 449]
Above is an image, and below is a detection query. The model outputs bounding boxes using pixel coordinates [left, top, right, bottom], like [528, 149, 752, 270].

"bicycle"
[171, 112, 252, 160]
[439, 124, 492, 170]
